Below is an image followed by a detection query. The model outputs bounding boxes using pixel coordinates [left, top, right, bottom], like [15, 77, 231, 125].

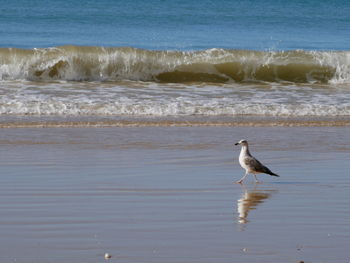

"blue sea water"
[1, 0, 350, 50]
[0, 0, 350, 121]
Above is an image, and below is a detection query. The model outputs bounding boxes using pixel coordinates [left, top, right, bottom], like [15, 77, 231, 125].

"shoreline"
[1, 115, 350, 128]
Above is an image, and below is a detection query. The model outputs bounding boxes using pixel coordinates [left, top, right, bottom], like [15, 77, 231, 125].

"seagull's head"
[235, 139, 248, 146]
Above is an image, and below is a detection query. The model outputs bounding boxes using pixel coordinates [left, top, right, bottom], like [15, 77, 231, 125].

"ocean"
[1, 0, 350, 126]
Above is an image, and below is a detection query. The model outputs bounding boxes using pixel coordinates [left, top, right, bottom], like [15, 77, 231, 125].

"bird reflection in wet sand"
[237, 186, 275, 228]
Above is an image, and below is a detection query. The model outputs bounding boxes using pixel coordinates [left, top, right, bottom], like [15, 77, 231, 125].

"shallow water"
[0, 127, 349, 263]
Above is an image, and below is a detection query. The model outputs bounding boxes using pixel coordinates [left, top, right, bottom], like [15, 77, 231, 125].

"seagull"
[235, 139, 279, 184]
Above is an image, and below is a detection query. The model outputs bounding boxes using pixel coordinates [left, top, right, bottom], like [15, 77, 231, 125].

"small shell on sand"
[104, 253, 112, 259]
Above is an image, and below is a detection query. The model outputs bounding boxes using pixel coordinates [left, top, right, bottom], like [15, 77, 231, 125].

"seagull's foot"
[236, 180, 243, 184]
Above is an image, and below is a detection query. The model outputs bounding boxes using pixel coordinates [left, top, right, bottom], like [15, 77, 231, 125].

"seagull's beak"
[235, 142, 239, 146]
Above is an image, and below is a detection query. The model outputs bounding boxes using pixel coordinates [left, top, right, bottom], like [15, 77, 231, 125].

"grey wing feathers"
[244, 157, 264, 172]
[244, 156, 279, 177]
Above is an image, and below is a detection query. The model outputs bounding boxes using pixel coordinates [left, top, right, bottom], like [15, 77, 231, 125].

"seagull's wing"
[243, 156, 265, 172]
[243, 156, 279, 176]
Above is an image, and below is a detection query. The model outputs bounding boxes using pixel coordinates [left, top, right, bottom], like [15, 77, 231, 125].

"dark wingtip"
[266, 170, 280, 177]
[263, 167, 280, 177]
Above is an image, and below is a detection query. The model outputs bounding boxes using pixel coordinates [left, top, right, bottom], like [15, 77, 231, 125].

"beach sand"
[0, 126, 349, 263]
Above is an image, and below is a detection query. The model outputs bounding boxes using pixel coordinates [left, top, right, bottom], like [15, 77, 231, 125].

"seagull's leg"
[253, 174, 260, 183]
[236, 171, 248, 184]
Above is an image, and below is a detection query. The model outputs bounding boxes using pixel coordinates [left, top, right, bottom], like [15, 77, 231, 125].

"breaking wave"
[1, 46, 349, 84]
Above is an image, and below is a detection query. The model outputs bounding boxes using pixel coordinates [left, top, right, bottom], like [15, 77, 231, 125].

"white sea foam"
[0, 81, 349, 117]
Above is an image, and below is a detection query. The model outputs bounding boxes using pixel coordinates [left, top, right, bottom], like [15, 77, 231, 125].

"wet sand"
[0, 126, 349, 263]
